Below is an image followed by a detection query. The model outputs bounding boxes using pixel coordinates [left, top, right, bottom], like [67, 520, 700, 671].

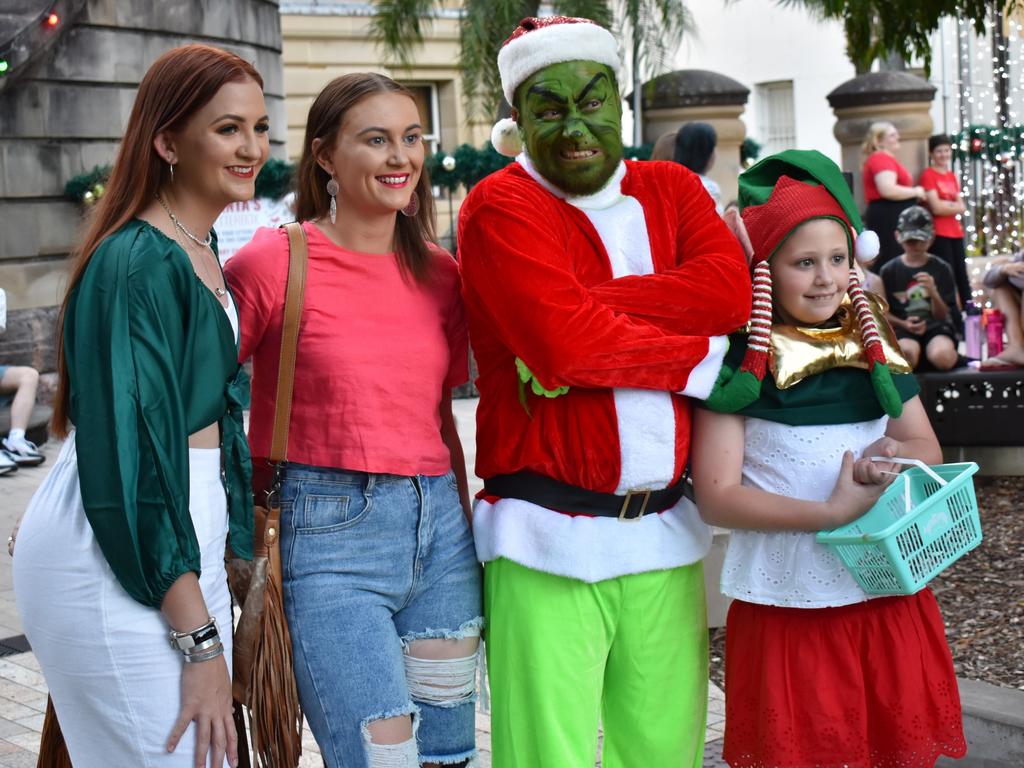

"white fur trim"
[613, 390, 677, 493]
[680, 335, 730, 399]
[472, 496, 712, 582]
[490, 117, 522, 158]
[855, 230, 880, 263]
[498, 22, 620, 106]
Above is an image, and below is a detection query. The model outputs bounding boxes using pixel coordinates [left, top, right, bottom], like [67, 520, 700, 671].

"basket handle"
[869, 456, 947, 516]
[869, 456, 947, 486]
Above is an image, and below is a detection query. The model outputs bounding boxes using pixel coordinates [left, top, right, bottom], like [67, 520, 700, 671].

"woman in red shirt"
[920, 133, 970, 307]
[861, 121, 927, 272]
[225, 74, 481, 768]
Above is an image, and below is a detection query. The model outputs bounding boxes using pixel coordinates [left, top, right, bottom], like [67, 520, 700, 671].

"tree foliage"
[779, 0, 1022, 74]
[371, 0, 689, 120]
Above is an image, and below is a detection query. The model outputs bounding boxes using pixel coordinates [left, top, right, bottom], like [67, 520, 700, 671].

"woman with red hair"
[12, 44, 269, 767]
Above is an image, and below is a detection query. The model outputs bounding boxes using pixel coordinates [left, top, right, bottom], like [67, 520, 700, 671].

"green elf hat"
[707, 149, 902, 418]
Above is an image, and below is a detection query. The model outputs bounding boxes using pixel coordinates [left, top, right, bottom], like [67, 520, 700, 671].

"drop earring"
[401, 190, 419, 218]
[168, 161, 175, 184]
[326, 176, 339, 225]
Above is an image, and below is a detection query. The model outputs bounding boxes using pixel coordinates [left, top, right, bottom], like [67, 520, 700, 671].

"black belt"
[484, 470, 692, 521]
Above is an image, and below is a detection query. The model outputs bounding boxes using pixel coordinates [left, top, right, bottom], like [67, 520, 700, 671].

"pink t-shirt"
[225, 222, 468, 476]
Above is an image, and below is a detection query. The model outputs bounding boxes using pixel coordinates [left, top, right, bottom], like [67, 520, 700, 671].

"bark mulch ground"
[709, 476, 1024, 692]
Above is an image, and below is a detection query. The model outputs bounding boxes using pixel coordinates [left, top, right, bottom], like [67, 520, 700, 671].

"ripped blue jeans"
[278, 465, 483, 767]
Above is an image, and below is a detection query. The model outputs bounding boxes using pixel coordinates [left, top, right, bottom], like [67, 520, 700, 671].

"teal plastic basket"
[816, 460, 982, 596]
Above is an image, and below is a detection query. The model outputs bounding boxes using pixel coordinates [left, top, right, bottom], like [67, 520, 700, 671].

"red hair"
[51, 44, 263, 436]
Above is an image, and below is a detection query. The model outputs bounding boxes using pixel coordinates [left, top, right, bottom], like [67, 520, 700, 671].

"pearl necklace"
[156, 195, 214, 248]
[156, 195, 226, 297]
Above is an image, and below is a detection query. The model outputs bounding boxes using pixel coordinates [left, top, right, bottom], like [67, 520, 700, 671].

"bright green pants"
[484, 558, 708, 768]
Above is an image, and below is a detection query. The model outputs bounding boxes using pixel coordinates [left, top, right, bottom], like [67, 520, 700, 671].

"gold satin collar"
[770, 293, 912, 390]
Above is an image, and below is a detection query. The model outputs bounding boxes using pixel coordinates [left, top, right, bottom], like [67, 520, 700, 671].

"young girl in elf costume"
[694, 150, 967, 767]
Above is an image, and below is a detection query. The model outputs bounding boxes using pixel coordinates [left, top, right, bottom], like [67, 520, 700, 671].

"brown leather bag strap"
[268, 222, 308, 463]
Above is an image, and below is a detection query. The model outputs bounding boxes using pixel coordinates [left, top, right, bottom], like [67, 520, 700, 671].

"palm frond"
[460, 0, 539, 119]
[370, 0, 437, 68]
[553, 0, 615, 29]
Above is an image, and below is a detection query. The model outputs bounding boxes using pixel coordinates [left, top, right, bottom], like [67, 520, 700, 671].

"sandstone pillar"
[827, 71, 936, 211]
[635, 69, 749, 206]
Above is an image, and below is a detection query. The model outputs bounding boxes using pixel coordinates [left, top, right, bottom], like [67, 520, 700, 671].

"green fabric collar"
[716, 332, 919, 426]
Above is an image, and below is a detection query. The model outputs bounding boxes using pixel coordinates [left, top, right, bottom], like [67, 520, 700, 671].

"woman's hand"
[167, 653, 239, 768]
[826, 451, 890, 529]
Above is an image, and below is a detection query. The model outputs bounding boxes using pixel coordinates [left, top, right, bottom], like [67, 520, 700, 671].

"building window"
[756, 80, 796, 156]
[401, 83, 441, 156]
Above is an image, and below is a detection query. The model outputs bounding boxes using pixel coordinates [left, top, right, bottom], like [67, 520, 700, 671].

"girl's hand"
[826, 451, 889, 528]
[854, 437, 901, 484]
[167, 654, 239, 768]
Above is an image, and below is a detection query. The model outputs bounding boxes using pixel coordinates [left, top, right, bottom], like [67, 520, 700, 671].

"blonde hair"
[862, 121, 896, 156]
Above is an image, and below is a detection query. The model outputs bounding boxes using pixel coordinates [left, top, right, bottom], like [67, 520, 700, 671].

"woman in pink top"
[225, 74, 481, 768]
[920, 133, 970, 306]
[861, 121, 927, 272]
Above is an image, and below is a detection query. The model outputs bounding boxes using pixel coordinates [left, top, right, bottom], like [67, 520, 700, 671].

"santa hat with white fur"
[491, 17, 620, 158]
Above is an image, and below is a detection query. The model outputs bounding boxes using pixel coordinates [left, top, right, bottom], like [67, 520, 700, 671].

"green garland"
[64, 158, 296, 205]
[953, 124, 1024, 163]
[253, 157, 294, 200]
[741, 137, 762, 166]
[64, 165, 111, 205]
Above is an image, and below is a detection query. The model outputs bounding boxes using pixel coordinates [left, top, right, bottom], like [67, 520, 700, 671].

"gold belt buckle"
[618, 489, 651, 522]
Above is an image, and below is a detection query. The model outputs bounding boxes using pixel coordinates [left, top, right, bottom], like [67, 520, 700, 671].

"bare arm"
[440, 389, 472, 524]
[924, 188, 965, 217]
[162, 574, 238, 768]
[852, 396, 942, 483]
[875, 170, 924, 201]
[691, 409, 888, 531]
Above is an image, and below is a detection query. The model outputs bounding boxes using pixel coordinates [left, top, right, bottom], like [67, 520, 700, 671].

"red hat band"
[742, 176, 853, 266]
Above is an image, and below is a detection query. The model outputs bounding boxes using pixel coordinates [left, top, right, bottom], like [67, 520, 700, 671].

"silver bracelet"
[182, 636, 222, 657]
[182, 642, 224, 664]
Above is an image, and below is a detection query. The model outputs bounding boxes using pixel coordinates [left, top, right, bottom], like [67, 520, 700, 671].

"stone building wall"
[0, 0, 285, 383]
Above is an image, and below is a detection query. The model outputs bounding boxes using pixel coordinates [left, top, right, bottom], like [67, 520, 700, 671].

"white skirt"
[13, 434, 233, 767]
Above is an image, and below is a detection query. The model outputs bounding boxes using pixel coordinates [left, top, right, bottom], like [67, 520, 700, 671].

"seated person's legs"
[925, 332, 958, 371]
[990, 285, 1024, 365]
[1, 366, 44, 466]
[897, 337, 922, 369]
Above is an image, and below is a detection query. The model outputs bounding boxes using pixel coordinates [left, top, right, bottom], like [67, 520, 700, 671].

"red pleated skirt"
[723, 589, 967, 768]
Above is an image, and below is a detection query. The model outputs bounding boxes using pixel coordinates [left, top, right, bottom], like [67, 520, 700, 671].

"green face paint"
[514, 60, 623, 196]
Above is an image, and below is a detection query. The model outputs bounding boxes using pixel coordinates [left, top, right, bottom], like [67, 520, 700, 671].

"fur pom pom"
[855, 230, 880, 263]
[491, 118, 523, 158]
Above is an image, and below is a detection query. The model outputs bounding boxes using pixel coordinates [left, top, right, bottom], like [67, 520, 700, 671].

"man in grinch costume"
[458, 16, 751, 767]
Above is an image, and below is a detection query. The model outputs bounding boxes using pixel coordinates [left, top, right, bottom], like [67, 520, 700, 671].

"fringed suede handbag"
[227, 221, 307, 768]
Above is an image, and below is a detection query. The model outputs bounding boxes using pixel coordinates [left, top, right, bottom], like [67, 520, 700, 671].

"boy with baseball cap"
[880, 205, 959, 370]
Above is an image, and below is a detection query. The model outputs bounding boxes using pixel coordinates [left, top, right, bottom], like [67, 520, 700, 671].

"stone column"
[827, 71, 936, 210]
[634, 69, 750, 206]
[0, 0, 285, 386]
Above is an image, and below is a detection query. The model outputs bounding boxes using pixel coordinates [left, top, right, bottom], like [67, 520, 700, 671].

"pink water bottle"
[964, 303, 983, 359]
[986, 309, 1005, 358]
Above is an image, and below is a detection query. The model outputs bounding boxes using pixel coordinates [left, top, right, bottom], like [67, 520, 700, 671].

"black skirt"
[864, 198, 914, 273]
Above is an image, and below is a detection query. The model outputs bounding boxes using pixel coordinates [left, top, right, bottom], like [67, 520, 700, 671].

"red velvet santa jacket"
[459, 158, 750, 495]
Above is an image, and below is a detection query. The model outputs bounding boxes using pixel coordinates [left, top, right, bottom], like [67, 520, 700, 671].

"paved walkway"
[0, 399, 727, 767]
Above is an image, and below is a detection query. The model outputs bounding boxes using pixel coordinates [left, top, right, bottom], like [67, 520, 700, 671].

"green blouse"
[64, 219, 253, 608]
